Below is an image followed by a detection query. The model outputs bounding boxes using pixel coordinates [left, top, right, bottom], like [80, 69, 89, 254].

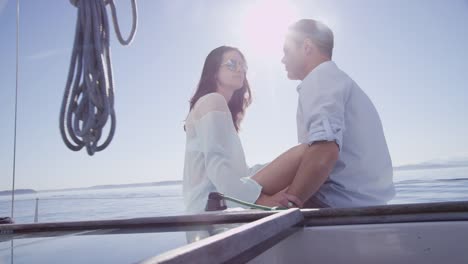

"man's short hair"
[289, 19, 334, 58]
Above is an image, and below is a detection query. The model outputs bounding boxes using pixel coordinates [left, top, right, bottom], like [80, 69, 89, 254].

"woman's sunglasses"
[221, 59, 248, 72]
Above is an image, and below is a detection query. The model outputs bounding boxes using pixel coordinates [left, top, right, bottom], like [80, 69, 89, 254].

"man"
[281, 19, 395, 208]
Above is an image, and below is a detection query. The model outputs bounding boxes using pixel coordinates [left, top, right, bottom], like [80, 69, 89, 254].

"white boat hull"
[252, 221, 468, 264]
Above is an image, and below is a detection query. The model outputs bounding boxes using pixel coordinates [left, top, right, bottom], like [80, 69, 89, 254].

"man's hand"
[256, 191, 305, 208]
[255, 192, 290, 208]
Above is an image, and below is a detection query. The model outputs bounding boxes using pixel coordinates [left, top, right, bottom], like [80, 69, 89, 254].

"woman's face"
[216, 50, 247, 92]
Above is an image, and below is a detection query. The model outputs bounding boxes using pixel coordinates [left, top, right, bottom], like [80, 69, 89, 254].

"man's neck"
[301, 57, 331, 80]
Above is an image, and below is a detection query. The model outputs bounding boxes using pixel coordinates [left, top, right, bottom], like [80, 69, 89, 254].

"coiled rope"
[60, 0, 137, 155]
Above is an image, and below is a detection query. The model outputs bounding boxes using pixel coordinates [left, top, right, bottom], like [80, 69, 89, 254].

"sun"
[240, 0, 299, 58]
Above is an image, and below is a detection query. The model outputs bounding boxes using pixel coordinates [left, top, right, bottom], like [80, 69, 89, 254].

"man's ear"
[303, 38, 315, 55]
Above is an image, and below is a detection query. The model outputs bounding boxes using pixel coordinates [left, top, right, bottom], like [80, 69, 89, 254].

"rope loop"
[60, 0, 137, 155]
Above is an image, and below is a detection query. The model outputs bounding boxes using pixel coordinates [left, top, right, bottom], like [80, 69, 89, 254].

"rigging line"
[11, 0, 20, 220]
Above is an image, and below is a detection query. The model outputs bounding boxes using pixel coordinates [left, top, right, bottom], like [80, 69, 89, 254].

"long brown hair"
[189, 46, 252, 131]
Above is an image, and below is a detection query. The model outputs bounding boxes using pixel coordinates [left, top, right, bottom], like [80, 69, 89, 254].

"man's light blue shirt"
[297, 61, 395, 207]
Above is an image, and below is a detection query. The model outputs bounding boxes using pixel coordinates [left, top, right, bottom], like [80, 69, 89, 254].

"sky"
[0, 0, 468, 191]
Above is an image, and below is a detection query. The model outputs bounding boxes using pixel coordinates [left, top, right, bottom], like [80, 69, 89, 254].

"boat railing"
[2, 201, 468, 263]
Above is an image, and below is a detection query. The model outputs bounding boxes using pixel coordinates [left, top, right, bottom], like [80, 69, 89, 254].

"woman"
[183, 46, 305, 213]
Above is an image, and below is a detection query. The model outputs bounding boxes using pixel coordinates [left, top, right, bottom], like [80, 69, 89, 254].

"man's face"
[281, 35, 306, 80]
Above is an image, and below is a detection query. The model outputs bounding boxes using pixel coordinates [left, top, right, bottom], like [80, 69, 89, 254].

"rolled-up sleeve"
[299, 71, 349, 150]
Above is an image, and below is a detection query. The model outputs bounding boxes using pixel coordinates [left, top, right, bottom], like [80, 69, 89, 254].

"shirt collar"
[296, 60, 335, 92]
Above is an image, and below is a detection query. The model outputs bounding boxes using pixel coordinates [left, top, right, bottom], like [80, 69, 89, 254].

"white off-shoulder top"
[183, 93, 263, 213]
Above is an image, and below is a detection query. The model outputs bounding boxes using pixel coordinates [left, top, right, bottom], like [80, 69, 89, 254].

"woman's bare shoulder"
[192, 93, 230, 120]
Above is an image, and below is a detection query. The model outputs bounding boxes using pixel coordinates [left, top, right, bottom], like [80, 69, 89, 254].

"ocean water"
[391, 166, 468, 204]
[1, 167, 468, 224]
[0, 185, 185, 224]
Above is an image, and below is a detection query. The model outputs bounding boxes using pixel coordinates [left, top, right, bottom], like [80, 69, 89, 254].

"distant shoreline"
[393, 164, 468, 171]
[0, 180, 182, 196]
[2, 164, 468, 195]
[0, 189, 36, 196]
